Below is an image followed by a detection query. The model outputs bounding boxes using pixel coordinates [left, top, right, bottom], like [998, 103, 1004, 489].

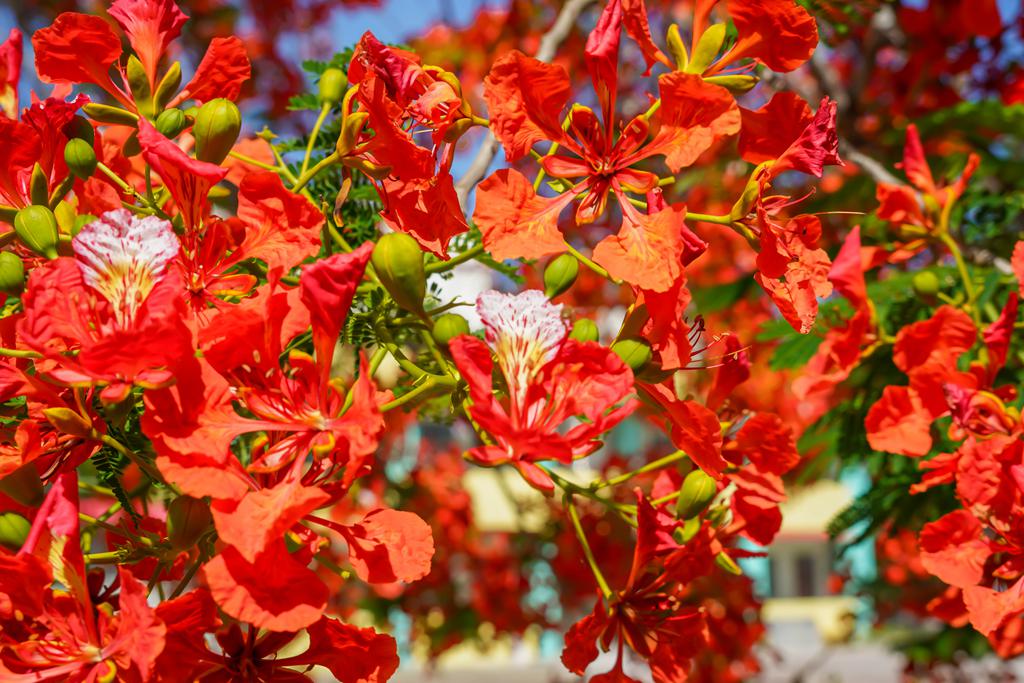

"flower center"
[72, 209, 180, 328]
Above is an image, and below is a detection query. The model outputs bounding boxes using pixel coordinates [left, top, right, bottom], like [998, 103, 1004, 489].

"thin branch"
[454, 0, 598, 211]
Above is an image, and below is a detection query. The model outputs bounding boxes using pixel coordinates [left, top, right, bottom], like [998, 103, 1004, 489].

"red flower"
[0, 473, 166, 681]
[19, 209, 191, 404]
[562, 493, 710, 682]
[475, 22, 739, 291]
[450, 290, 636, 491]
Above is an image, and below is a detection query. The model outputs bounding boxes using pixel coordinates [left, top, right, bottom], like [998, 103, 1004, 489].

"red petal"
[483, 50, 570, 161]
[739, 92, 813, 165]
[592, 201, 685, 293]
[893, 305, 976, 372]
[725, 0, 817, 72]
[300, 242, 373, 375]
[735, 413, 799, 476]
[236, 171, 324, 272]
[896, 124, 936, 194]
[32, 13, 121, 91]
[212, 479, 329, 563]
[771, 97, 843, 178]
[865, 385, 934, 456]
[112, 568, 167, 681]
[342, 509, 434, 584]
[292, 618, 400, 683]
[474, 169, 571, 262]
[137, 117, 226, 231]
[203, 541, 328, 632]
[647, 73, 740, 172]
[179, 36, 250, 104]
[108, 0, 188, 86]
[919, 510, 990, 588]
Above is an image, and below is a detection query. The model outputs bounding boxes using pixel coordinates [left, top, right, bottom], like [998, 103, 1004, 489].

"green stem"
[381, 375, 455, 412]
[566, 244, 618, 283]
[99, 435, 164, 486]
[938, 231, 979, 325]
[228, 150, 288, 174]
[84, 551, 121, 564]
[593, 450, 688, 490]
[566, 495, 613, 601]
[299, 103, 332, 178]
[425, 244, 486, 273]
[686, 211, 737, 225]
[291, 152, 340, 193]
[0, 347, 41, 359]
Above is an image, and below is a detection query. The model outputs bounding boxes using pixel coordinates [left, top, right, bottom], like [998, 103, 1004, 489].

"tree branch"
[454, 0, 598, 212]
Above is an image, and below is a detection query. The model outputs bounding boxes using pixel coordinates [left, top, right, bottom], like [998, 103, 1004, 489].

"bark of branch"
[454, 0, 598, 212]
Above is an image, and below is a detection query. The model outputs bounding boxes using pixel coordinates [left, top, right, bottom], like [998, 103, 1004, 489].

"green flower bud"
[319, 68, 348, 105]
[122, 131, 141, 158]
[193, 98, 242, 164]
[676, 469, 718, 519]
[0, 512, 30, 551]
[543, 253, 579, 299]
[13, 205, 59, 259]
[82, 102, 139, 127]
[686, 23, 726, 74]
[153, 61, 182, 111]
[432, 313, 470, 346]
[125, 55, 152, 108]
[371, 232, 426, 315]
[0, 463, 44, 507]
[155, 108, 188, 139]
[569, 318, 600, 343]
[611, 337, 652, 372]
[674, 516, 702, 544]
[65, 115, 96, 146]
[666, 23, 688, 69]
[64, 138, 98, 179]
[703, 74, 759, 94]
[912, 270, 941, 298]
[0, 252, 25, 294]
[166, 495, 212, 550]
[29, 164, 49, 207]
[715, 551, 743, 576]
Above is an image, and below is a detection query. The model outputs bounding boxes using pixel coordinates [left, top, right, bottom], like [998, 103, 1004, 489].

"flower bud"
[912, 270, 941, 298]
[0, 252, 25, 294]
[13, 205, 59, 259]
[371, 232, 426, 315]
[686, 23, 726, 74]
[125, 55, 152, 107]
[319, 68, 347, 105]
[432, 313, 470, 346]
[0, 512, 30, 551]
[193, 98, 241, 165]
[155, 108, 188, 139]
[543, 253, 579, 299]
[82, 102, 139, 127]
[0, 463, 44, 507]
[666, 23, 688, 70]
[715, 551, 743, 576]
[29, 164, 49, 207]
[703, 74, 759, 94]
[337, 111, 369, 157]
[166, 495, 212, 550]
[675, 516, 701, 544]
[64, 138, 98, 179]
[153, 61, 182, 111]
[676, 469, 718, 519]
[611, 338, 652, 372]
[569, 318, 599, 343]
[65, 115, 96, 146]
